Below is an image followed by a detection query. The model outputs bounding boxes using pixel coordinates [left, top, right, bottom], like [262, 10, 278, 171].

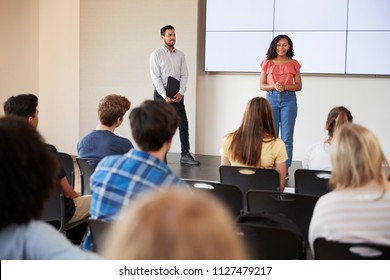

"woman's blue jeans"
[266, 90, 297, 168]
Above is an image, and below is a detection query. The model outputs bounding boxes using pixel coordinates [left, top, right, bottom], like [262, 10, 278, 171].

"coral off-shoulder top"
[261, 59, 301, 86]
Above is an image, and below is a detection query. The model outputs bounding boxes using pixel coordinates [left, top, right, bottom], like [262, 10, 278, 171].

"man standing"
[150, 25, 199, 165]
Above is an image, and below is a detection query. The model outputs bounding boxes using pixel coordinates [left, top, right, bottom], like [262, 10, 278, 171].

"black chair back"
[219, 166, 280, 211]
[87, 218, 113, 253]
[41, 181, 65, 232]
[76, 158, 100, 195]
[58, 152, 75, 188]
[246, 190, 319, 245]
[314, 238, 390, 259]
[237, 212, 306, 259]
[294, 169, 332, 196]
[184, 179, 243, 217]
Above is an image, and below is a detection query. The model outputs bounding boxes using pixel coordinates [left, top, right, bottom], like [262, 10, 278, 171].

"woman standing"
[260, 34, 302, 178]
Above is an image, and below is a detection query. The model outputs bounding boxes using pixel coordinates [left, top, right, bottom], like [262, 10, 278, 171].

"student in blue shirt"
[78, 94, 133, 159]
[83, 100, 189, 251]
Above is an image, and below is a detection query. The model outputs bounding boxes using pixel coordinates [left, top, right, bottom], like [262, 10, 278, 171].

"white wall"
[1, 0, 390, 163]
[0, 0, 39, 102]
[79, 0, 198, 153]
[0, 0, 79, 152]
[38, 0, 80, 153]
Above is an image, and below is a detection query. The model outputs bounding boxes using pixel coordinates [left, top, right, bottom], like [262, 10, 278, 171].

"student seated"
[103, 188, 247, 260]
[0, 116, 99, 260]
[3, 94, 90, 230]
[220, 97, 288, 191]
[83, 100, 189, 251]
[309, 123, 390, 254]
[303, 106, 353, 171]
[78, 94, 133, 159]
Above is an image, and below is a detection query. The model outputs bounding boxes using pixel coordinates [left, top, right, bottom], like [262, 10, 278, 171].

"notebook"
[166, 76, 180, 98]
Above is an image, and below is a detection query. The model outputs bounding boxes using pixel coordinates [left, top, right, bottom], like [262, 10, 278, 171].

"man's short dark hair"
[160, 25, 175, 36]
[129, 100, 178, 151]
[0, 116, 58, 230]
[3, 94, 38, 118]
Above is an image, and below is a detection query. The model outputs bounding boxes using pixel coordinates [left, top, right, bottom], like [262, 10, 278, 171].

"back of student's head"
[230, 97, 276, 165]
[326, 106, 353, 138]
[241, 97, 275, 136]
[98, 94, 131, 126]
[330, 123, 388, 191]
[103, 188, 247, 260]
[3, 94, 38, 118]
[129, 100, 178, 151]
[0, 116, 58, 230]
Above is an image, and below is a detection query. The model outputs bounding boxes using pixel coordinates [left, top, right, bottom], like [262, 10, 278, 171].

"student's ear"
[27, 116, 37, 128]
[116, 117, 123, 127]
[164, 138, 173, 151]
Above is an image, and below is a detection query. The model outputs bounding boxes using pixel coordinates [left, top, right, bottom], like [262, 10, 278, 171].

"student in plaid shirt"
[83, 100, 189, 251]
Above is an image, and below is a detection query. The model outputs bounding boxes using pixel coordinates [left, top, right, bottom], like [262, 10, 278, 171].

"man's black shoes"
[180, 153, 200, 165]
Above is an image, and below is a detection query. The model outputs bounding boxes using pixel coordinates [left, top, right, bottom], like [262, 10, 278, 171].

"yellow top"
[220, 134, 288, 168]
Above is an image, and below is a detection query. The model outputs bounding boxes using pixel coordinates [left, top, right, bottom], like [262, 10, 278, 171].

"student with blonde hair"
[220, 97, 288, 190]
[309, 123, 390, 252]
[103, 188, 247, 260]
[303, 106, 353, 170]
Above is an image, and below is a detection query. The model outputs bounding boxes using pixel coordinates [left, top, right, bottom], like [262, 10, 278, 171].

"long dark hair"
[266, 34, 294, 60]
[228, 97, 276, 166]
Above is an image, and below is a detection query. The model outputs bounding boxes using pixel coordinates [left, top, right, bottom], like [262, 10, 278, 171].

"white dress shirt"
[150, 45, 189, 99]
